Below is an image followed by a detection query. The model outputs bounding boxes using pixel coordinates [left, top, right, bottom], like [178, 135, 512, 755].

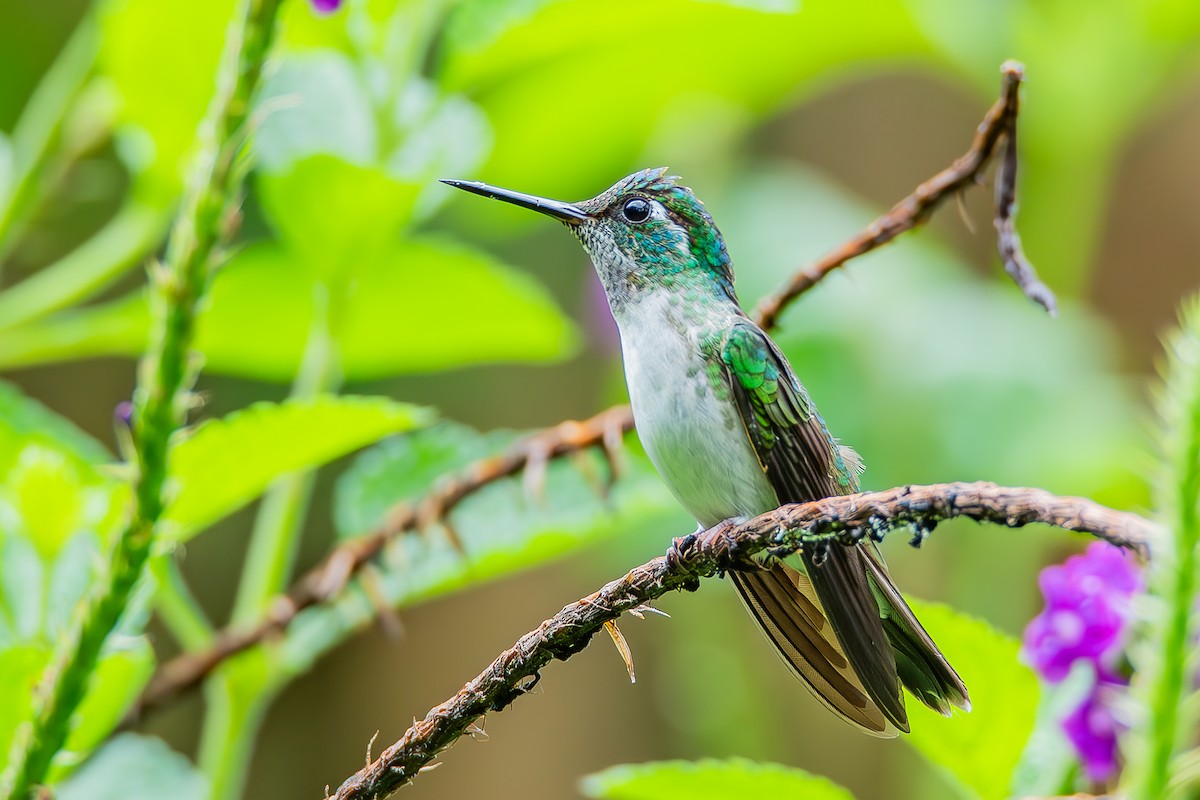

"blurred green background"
[2, 0, 1199, 798]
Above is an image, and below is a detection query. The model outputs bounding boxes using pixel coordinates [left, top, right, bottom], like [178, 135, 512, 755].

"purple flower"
[311, 0, 341, 13]
[1023, 542, 1142, 681]
[1023, 542, 1145, 785]
[1063, 676, 1126, 782]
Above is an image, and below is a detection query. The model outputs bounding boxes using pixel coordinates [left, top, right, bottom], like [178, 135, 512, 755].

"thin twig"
[0, 2, 284, 797]
[128, 406, 635, 719]
[132, 59, 1047, 719]
[753, 60, 1052, 329]
[328, 482, 1156, 800]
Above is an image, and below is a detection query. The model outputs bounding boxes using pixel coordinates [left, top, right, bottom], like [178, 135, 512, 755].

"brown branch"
[128, 406, 635, 719]
[327, 482, 1155, 800]
[753, 59, 1052, 329]
[132, 60, 1048, 719]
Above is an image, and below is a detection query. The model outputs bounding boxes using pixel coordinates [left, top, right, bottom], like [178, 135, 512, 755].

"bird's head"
[442, 168, 737, 311]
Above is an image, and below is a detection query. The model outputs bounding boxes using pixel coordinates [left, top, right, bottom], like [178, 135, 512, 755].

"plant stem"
[0, 2, 283, 797]
[233, 287, 343, 625]
[1122, 295, 1200, 798]
[201, 286, 343, 800]
[0, 12, 100, 266]
[0, 200, 171, 331]
[151, 556, 215, 652]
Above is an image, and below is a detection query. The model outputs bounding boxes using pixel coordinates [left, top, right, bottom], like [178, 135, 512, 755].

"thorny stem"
[1121, 296, 1200, 797]
[0, 1, 283, 797]
[130, 60, 1053, 720]
[328, 482, 1155, 800]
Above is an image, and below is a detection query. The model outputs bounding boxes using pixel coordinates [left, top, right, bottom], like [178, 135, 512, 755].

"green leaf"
[903, 599, 1039, 800]
[0, 646, 46, 761]
[0, 237, 578, 380]
[55, 733, 207, 800]
[254, 51, 489, 260]
[97, 0, 239, 202]
[0, 378, 151, 784]
[254, 52, 377, 172]
[279, 422, 678, 675]
[0, 384, 126, 568]
[257, 156, 420, 284]
[0, 640, 155, 782]
[579, 758, 857, 800]
[163, 395, 434, 539]
[0, 533, 42, 642]
[62, 639, 156, 765]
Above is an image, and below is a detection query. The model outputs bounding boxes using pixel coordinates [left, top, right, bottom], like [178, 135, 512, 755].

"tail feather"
[862, 546, 971, 715]
[730, 566, 903, 737]
[730, 547, 969, 736]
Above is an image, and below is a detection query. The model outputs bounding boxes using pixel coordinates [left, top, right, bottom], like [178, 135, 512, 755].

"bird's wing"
[720, 320, 907, 733]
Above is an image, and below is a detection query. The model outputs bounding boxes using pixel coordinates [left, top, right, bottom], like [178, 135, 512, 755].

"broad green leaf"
[332, 420, 507, 536]
[97, 0, 238, 202]
[0, 238, 578, 380]
[257, 156, 419, 284]
[254, 52, 489, 259]
[904, 599, 1039, 800]
[0, 646, 44, 763]
[163, 395, 434, 539]
[56, 733, 207, 800]
[0, 532, 42, 642]
[279, 422, 678, 675]
[6, 446, 90, 561]
[0, 639, 155, 782]
[254, 52, 377, 173]
[0, 384, 126, 565]
[579, 758, 857, 800]
[61, 639, 156, 767]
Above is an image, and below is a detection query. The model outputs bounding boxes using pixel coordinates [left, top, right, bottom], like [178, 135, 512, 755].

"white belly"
[616, 299, 779, 528]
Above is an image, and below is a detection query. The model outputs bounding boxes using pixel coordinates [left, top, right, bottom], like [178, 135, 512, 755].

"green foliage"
[1, 0, 1194, 796]
[0, 237, 577, 379]
[902, 600, 1039, 799]
[164, 396, 433, 538]
[57, 734, 207, 800]
[0, 384, 151, 781]
[580, 758, 858, 800]
[441, 0, 929, 201]
[280, 422, 677, 674]
[97, 0, 238, 202]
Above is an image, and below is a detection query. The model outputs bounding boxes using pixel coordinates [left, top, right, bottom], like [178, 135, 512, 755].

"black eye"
[621, 197, 651, 223]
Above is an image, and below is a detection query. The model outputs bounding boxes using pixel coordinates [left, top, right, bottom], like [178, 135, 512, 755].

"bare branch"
[127, 406, 635, 720]
[753, 60, 1052, 329]
[328, 482, 1155, 800]
[133, 60, 1050, 719]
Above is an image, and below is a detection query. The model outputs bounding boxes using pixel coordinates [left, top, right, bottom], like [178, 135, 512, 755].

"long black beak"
[441, 179, 588, 224]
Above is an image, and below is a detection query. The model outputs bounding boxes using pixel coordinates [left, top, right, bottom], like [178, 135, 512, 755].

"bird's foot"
[664, 532, 699, 571]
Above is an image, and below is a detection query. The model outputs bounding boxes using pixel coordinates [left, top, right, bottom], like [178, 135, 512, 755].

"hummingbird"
[443, 168, 969, 736]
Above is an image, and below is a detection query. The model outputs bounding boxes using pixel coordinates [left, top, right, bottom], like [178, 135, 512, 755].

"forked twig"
[753, 60, 1052, 328]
